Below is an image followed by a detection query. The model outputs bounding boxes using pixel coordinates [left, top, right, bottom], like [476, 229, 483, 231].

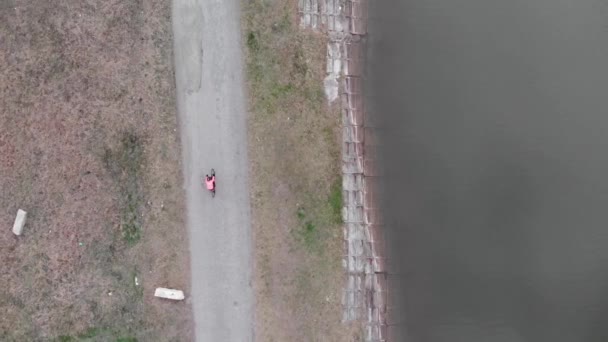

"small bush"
[246, 31, 259, 52]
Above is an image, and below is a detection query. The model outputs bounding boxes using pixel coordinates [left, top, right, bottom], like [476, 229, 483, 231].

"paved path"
[171, 0, 253, 340]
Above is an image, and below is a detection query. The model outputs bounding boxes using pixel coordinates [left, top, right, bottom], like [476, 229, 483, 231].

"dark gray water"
[367, 0, 608, 341]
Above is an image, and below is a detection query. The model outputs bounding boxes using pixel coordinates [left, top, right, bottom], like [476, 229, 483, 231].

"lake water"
[367, 0, 608, 341]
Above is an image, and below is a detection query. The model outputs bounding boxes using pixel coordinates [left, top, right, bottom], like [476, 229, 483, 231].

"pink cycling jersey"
[205, 176, 215, 190]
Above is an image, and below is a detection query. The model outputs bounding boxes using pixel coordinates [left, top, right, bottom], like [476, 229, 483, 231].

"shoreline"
[297, 0, 388, 340]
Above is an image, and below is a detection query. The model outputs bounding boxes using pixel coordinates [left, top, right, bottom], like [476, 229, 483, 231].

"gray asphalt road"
[171, 0, 253, 340]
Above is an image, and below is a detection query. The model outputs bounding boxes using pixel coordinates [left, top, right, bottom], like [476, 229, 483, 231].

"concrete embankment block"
[12, 209, 27, 236]
[154, 287, 185, 301]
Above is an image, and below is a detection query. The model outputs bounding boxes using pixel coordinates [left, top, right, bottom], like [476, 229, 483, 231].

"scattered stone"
[12, 209, 27, 236]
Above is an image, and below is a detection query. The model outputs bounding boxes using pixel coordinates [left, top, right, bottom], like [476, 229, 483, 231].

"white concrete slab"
[12, 209, 27, 236]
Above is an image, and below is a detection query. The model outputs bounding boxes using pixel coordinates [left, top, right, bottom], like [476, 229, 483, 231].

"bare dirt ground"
[0, 1, 192, 341]
[244, 0, 360, 340]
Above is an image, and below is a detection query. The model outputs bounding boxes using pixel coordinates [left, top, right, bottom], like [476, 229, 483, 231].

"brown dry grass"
[244, 0, 357, 340]
[0, 1, 192, 341]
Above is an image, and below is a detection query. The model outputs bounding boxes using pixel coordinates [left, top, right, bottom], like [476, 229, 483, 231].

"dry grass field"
[244, 0, 359, 340]
[0, 1, 192, 341]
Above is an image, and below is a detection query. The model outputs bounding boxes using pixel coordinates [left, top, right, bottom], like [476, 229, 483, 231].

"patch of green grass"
[116, 337, 137, 342]
[294, 188, 342, 252]
[294, 205, 323, 252]
[160, 142, 168, 160]
[270, 82, 293, 98]
[328, 179, 343, 224]
[297, 207, 306, 220]
[54, 327, 103, 341]
[294, 178, 343, 252]
[246, 31, 259, 52]
[78, 327, 100, 338]
[57, 336, 75, 342]
[103, 130, 145, 244]
[301, 221, 318, 249]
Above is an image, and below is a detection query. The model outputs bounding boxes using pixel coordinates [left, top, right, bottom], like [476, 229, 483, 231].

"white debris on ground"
[154, 287, 185, 301]
[12, 209, 27, 236]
